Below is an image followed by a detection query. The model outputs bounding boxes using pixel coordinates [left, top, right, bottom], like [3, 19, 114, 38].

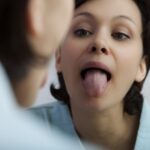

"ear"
[26, 0, 44, 36]
[55, 49, 62, 73]
[135, 57, 147, 82]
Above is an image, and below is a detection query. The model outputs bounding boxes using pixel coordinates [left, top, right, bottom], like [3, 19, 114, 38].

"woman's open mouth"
[80, 61, 112, 97]
[81, 67, 111, 81]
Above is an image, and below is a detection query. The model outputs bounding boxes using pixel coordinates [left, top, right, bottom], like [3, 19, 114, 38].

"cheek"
[115, 47, 142, 86]
[116, 42, 142, 69]
[60, 40, 81, 93]
[61, 39, 81, 66]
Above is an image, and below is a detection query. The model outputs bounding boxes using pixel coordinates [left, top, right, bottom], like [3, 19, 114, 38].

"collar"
[134, 99, 150, 149]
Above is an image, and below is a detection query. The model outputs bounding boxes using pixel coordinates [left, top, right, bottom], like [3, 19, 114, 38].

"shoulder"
[29, 101, 69, 118]
[0, 108, 82, 150]
[139, 100, 150, 130]
[28, 101, 73, 133]
[134, 100, 150, 149]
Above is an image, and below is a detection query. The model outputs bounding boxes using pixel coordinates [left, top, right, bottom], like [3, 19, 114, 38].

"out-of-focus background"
[34, 57, 58, 106]
[34, 57, 150, 106]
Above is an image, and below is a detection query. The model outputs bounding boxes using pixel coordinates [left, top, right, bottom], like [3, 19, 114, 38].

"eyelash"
[74, 28, 93, 38]
[73, 28, 130, 41]
[112, 32, 130, 41]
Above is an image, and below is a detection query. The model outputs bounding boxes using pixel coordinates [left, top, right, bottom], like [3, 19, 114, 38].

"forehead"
[74, 0, 142, 27]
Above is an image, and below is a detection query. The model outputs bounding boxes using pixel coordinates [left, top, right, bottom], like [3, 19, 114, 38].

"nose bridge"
[94, 27, 108, 49]
[87, 26, 110, 55]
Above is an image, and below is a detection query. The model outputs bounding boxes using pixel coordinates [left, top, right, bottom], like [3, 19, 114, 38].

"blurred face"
[57, 0, 147, 112]
[15, 0, 74, 106]
[29, 0, 74, 60]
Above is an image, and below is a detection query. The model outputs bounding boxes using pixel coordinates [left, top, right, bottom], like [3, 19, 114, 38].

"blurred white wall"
[34, 57, 150, 106]
[142, 71, 150, 101]
[34, 57, 58, 106]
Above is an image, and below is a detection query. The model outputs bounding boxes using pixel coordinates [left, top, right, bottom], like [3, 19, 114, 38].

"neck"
[71, 102, 139, 150]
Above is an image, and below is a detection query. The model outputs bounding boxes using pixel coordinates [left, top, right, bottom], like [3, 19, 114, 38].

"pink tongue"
[82, 71, 107, 97]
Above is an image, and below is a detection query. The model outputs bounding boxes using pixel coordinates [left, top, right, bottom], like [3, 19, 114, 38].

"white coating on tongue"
[82, 70, 107, 97]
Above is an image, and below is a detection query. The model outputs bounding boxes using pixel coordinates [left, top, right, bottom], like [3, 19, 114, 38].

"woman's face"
[57, 0, 147, 112]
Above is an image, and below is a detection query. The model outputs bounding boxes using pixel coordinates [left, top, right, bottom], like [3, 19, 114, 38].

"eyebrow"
[113, 15, 136, 25]
[74, 12, 136, 26]
[74, 12, 94, 19]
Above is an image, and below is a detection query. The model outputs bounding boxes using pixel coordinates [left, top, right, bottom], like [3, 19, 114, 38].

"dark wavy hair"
[51, 0, 150, 115]
[0, 0, 47, 82]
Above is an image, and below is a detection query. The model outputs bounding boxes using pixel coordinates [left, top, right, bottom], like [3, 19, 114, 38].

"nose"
[88, 31, 110, 55]
[90, 46, 108, 55]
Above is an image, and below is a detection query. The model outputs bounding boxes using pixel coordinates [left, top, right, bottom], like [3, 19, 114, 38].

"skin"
[13, 0, 74, 106]
[56, 0, 147, 149]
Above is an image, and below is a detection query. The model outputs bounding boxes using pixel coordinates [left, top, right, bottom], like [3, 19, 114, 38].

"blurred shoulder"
[28, 101, 71, 126]
[30, 101, 68, 114]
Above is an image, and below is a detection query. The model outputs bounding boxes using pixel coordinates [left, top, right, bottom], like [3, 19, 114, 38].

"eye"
[74, 28, 92, 38]
[112, 32, 130, 41]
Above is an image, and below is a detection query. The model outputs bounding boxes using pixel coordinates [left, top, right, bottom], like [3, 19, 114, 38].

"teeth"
[81, 68, 111, 81]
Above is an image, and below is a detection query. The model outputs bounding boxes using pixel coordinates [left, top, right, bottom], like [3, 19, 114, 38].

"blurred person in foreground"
[0, 0, 88, 149]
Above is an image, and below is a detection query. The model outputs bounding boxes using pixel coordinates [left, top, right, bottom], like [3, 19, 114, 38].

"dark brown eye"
[112, 32, 130, 41]
[74, 28, 92, 38]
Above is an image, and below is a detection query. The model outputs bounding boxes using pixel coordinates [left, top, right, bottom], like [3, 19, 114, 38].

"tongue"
[82, 70, 107, 97]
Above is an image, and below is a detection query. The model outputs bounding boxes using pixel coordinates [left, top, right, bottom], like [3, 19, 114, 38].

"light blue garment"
[134, 99, 150, 150]
[30, 98, 150, 150]
[29, 102, 86, 149]
[0, 64, 84, 150]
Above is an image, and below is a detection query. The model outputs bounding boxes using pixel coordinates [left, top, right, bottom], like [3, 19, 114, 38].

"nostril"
[91, 46, 97, 52]
[101, 48, 107, 54]
[90, 46, 109, 55]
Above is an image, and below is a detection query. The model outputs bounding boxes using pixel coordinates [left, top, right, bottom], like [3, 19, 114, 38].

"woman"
[30, 0, 150, 149]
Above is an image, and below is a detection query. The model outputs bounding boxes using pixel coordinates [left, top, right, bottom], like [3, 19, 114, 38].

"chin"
[17, 95, 35, 108]
[78, 97, 108, 113]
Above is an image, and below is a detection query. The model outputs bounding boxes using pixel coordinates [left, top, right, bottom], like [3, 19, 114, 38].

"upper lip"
[80, 61, 112, 81]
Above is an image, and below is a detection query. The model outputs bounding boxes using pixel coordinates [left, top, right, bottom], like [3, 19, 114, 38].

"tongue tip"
[82, 71, 108, 97]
